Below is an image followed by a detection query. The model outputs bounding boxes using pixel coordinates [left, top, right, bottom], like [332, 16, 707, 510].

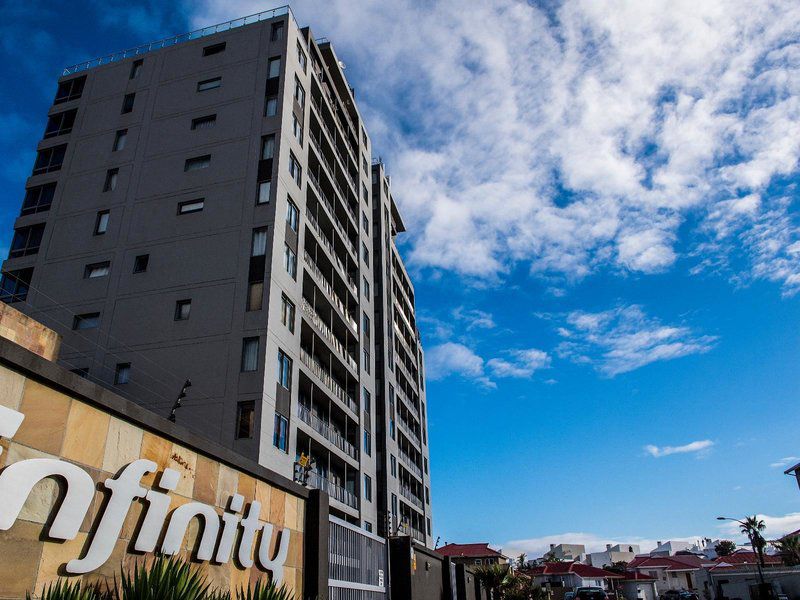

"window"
[197, 77, 222, 92]
[362, 276, 370, 298]
[261, 134, 275, 159]
[363, 347, 370, 374]
[32, 144, 66, 175]
[112, 129, 127, 151]
[426, 487, 430, 504]
[203, 42, 226, 56]
[363, 387, 371, 413]
[184, 155, 211, 171]
[363, 313, 371, 338]
[103, 169, 118, 192]
[251, 227, 268, 257]
[427, 518, 432, 535]
[362, 242, 369, 266]
[9, 224, 45, 258]
[54, 75, 86, 104]
[191, 114, 216, 130]
[21, 183, 56, 215]
[133, 254, 149, 273]
[178, 199, 204, 214]
[247, 281, 263, 311]
[121, 93, 135, 114]
[362, 183, 369, 205]
[257, 180, 271, 204]
[362, 211, 369, 234]
[363, 430, 371, 456]
[390, 455, 397, 477]
[73, 312, 100, 330]
[273, 412, 288, 451]
[241, 337, 260, 372]
[424, 457, 428, 475]
[391, 493, 398, 518]
[362, 155, 369, 174]
[277, 349, 292, 389]
[286, 198, 299, 232]
[281, 294, 295, 332]
[174, 299, 191, 321]
[364, 474, 372, 502]
[283, 244, 297, 278]
[288, 153, 302, 187]
[265, 96, 278, 116]
[0, 268, 33, 303]
[268, 57, 281, 79]
[271, 22, 284, 41]
[236, 401, 255, 439]
[94, 210, 110, 235]
[297, 42, 307, 73]
[292, 113, 303, 145]
[84, 261, 110, 279]
[44, 109, 77, 138]
[294, 76, 305, 107]
[364, 522, 373, 533]
[70, 367, 89, 378]
[114, 363, 131, 384]
[129, 59, 143, 79]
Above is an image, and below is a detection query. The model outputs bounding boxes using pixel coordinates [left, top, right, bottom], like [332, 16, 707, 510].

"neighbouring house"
[650, 541, 701, 557]
[618, 571, 659, 600]
[694, 550, 791, 600]
[547, 544, 587, 562]
[437, 543, 509, 567]
[627, 553, 705, 591]
[526, 562, 624, 591]
[587, 544, 643, 568]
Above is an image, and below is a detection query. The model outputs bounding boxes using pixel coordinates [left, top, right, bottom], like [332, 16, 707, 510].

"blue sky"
[4, 0, 800, 557]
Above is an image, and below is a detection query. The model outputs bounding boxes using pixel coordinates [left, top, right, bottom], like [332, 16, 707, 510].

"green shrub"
[115, 556, 210, 600]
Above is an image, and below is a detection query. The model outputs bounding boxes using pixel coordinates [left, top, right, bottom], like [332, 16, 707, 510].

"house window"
[44, 109, 77, 138]
[270, 22, 284, 41]
[390, 455, 397, 477]
[267, 57, 281, 79]
[277, 349, 292, 390]
[114, 363, 131, 384]
[362, 242, 369, 266]
[265, 96, 278, 116]
[94, 210, 110, 235]
[289, 152, 302, 187]
[184, 155, 211, 171]
[362, 211, 369, 234]
[191, 114, 216, 130]
[363, 430, 371, 456]
[73, 312, 100, 330]
[281, 294, 295, 332]
[112, 129, 127, 151]
[236, 401, 255, 439]
[121, 93, 135, 114]
[54, 75, 86, 104]
[9, 224, 45, 258]
[283, 244, 297, 278]
[362, 276, 370, 298]
[32, 144, 66, 175]
[261, 134, 275, 159]
[103, 169, 118, 192]
[297, 42, 307, 73]
[286, 198, 299, 232]
[257, 180, 271, 205]
[174, 299, 191, 321]
[84, 261, 110, 279]
[247, 282, 263, 311]
[251, 227, 268, 257]
[129, 59, 143, 79]
[273, 412, 288, 451]
[21, 183, 55, 215]
[197, 77, 222, 92]
[363, 387, 371, 413]
[203, 42, 226, 56]
[0, 268, 33, 303]
[364, 474, 372, 502]
[363, 313, 371, 338]
[178, 199, 204, 214]
[363, 347, 370, 373]
[133, 254, 149, 273]
[292, 113, 303, 145]
[294, 76, 305, 107]
[241, 337, 260, 372]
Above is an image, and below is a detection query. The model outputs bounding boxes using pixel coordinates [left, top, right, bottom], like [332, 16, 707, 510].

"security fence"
[329, 516, 388, 600]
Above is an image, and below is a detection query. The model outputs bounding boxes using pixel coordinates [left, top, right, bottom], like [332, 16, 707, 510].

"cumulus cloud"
[555, 304, 717, 376]
[452, 307, 496, 330]
[487, 349, 551, 378]
[644, 440, 714, 458]
[191, 0, 800, 294]
[770, 456, 800, 469]
[717, 513, 800, 541]
[425, 343, 550, 388]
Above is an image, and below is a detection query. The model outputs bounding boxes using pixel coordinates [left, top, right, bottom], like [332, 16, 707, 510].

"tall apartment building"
[1, 7, 432, 544]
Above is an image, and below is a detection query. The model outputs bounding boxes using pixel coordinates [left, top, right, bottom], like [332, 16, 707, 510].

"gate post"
[303, 489, 329, 598]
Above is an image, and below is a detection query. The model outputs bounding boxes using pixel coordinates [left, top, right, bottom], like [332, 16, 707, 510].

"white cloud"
[487, 349, 551, 378]
[717, 513, 800, 541]
[770, 456, 800, 469]
[452, 307, 496, 330]
[425, 342, 550, 388]
[644, 440, 714, 458]
[556, 305, 717, 376]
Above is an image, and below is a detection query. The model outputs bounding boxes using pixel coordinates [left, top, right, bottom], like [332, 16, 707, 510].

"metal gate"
[328, 516, 388, 600]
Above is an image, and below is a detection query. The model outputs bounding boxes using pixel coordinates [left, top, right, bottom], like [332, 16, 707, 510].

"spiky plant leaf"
[116, 556, 211, 600]
[28, 579, 108, 600]
[234, 579, 296, 600]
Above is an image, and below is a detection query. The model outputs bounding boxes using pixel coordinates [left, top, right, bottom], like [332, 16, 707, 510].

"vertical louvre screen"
[329, 517, 387, 600]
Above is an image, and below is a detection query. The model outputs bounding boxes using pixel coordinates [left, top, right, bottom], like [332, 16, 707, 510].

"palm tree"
[739, 515, 767, 585]
[475, 564, 511, 599]
[773, 534, 800, 566]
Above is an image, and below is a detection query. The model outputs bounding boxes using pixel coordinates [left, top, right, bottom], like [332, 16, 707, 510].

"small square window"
[261, 134, 275, 160]
[203, 42, 226, 57]
[112, 129, 127, 152]
[247, 281, 263, 311]
[133, 254, 149, 273]
[271, 22, 284, 41]
[73, 312, 100, 330]
[103, 169, 118, 192]
[184, 155, 211, 171]
[268, 57, 281, 79]
[197, 77, 222, 92]
[174, 299, 191, 321]
[84, 261, 110, 279]
[121, 93, 135, 114]
[236, 401, 255, 439]
[191, 114, 216, 130]
[94, 210, 110, 235]
[281, 294, 295, 333]
[178, 199, 204, 214]
[115, 362, 131, 384]
[257, 180, 271, 205]
[265, 96, 278, 116]
[297, 42, 307, 73]
[129, 59, 143, 79]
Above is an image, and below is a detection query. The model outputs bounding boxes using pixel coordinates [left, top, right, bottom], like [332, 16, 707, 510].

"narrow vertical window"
[103, 169, 118, 192]
[241, 337, 259, 372]
[113, 129, 127, 151]
[115, 363, 131, 384]
[236, 401, 255, 439]
[133, 254, 149, 273]
[270, 22, 284, 41]
[281, 294, 295, 333]
[273, 412, 288, 451]
[286, 198, 299, 232]
[283, 244, 297, 279]
[129, 59, 143, 79]
[261, 134, 275, 159]
[288, 153, 302, 187]
[363, 430, 371, 456]
[297, 42, 307, 73]
[247, 281, 264, 311]
[267, 57, 281, 79]
[277, 349, 292, 390]
[364, 474, 372, 501]
[94, 210, 110, 235]
[265, 96, 278, 116]
[257, 180, 271, 205]
[251, 227, 268, 257]
[294, 76, 305, 107]
[121, 93, 135, 114]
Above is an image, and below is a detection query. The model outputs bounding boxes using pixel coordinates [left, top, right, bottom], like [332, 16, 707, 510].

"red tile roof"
[628, 555, 704, 571]
[526, 562, 623, 579]
[437, 543, 506, 559]
[710, 551, 782, 571]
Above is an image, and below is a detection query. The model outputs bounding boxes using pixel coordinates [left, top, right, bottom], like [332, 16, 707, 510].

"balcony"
[305, 209, 358, 297]
[309, 128, 357, 200]
[303, 250, 358, 333]
[307, 124, 358, 225]
[300, 347, 359, 416]
[395, 386, 419, 416]
[400, 485, 424, 510]
[298, 404, 358, 461]
[307, 179, 357, 259]
[399, 449, 423, 479]
[301, 298, 358, 373]
[397, 415, 421, 448]
[308, 471, 359, 510]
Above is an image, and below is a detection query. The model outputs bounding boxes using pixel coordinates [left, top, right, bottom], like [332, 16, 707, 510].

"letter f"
[66, 459, 156, 574]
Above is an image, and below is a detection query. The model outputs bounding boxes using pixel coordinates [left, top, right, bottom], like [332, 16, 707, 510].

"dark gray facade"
[0, 7, 432, 542]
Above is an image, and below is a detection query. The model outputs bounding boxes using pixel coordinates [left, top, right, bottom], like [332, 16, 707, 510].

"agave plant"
[27, 579, 108, 600]
[115, 556, 211, 600]
[234, 580, 296, 600]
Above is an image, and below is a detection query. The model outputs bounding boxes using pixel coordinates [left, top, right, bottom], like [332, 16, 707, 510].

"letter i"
[215, 494, 244, 564]
[134, 468, 179, 553]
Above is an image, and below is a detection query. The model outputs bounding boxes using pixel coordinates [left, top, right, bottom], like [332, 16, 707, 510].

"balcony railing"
[395, 387, 419, 416]
[303, 251, 359, 332]
[301, 298, 358, 372]
[306, 154, 357, 258]
[300, 347, 359, 415]
[298, 404, 358, 460]
[397, 416, 421, 447]
[305, 209, 358, 297]
[399, 449, 423, 479]
[308, 471, 359, 510]
[400, 485, 424, 510]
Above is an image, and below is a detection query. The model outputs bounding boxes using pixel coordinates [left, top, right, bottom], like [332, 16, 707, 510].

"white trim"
[329, 580, 386, 593]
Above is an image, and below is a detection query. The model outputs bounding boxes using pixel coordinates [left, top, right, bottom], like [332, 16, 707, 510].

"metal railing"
[397, 416, 421, 447]
[298, 404, 358, 460]
[301, 298, 358, 372]
[309, 471, 358, 509]
[400, 485, 424, 510]
[399, 449, 423, 479]
[305, 208, 358, 297]
[307, 160, 358, 258]
[303, 250, 358, 333]
[300, 347, 359, 415]
[329, 516, 387, 599]
[63, 7, 293, 75]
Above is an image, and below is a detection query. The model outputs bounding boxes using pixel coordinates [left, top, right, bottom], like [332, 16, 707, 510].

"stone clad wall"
[0, 362, 306, 599]
[0, 304, 61, 361]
